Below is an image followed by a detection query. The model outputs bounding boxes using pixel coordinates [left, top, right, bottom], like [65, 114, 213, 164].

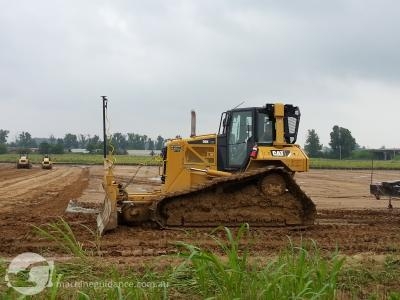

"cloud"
[1, 0, 399, 148]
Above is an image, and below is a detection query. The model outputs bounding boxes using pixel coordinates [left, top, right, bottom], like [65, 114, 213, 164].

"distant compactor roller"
[17, 154, 32, 169]
[97, 97, 316, 234]
[41, 155, 53, 169]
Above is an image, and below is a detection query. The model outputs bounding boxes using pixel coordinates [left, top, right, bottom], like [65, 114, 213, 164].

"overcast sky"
[1, 0, 399, 148]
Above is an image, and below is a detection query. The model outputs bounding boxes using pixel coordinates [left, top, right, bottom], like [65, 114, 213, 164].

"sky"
[1, 0, 400, 149]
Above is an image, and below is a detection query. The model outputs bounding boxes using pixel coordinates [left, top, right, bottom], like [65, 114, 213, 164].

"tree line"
[304, 125, 360, 159]
[0, 126, 367, 159]
[0, 130, 165, 155]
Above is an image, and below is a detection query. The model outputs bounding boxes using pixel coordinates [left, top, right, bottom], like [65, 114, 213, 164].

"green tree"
[329, 125, 356, 159]
[0, 129, 9, 144]
[130, 134, 150, 150]
[39, 142, 51, 154]
[155, 135, 165, 150]
[78, 134, 88, 148]
[111, 132, 128, 154]
[50, 139, 64, 154]
[304, 129, 322, 157]
[0, 144, 7, 154]
[17, 131, 36, 148]
[86, 135, 102, 153]
[49, 134, 56, 145]
[64, 133, 79, 150]
[127, 133, 141, 149]
[147, 138, 155, 151]
[142, 135, 148, 150]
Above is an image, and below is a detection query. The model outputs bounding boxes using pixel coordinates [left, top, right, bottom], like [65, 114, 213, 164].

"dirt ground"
[1, 163, 400, 261]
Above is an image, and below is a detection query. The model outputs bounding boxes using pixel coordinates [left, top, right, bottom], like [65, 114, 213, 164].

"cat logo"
[271, 150, 290, 157]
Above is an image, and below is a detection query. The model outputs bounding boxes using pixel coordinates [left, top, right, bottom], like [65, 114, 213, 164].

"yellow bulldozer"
[98, 97, 316, 234]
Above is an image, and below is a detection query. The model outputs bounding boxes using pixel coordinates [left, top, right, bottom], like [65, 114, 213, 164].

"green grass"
[172, 225, 344, 299]
[3, 153, 400, 170]
[310, 158, 400, 170]
[34, 218, 99, 260]
[2, 220, 400, 298]
[0, 153, 161, 165]
[0, 222, 347, 299]
[2, 153, 400, 169]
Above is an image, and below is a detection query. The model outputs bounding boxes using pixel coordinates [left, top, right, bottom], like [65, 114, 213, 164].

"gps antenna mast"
[102, 96, 108, 159]
[232, 101, 245, 110]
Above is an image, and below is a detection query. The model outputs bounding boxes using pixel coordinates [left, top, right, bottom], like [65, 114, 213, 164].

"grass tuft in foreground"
[1, 221, 347, 299]
[172, 225, 344, 299]
[33, 217, 97, 260]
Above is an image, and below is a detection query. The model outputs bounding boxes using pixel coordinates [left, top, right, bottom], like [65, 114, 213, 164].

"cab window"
[257, 112, 273, 144]
[228, 111, 252, 166]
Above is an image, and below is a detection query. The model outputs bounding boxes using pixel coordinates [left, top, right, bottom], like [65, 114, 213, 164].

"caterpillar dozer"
[98, 97, 316, 234]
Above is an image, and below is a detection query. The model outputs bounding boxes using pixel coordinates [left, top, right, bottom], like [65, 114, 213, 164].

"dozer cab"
[98, 97, 316, 234]
[17, 154, 32, 169]
[41, 154, 53, 169]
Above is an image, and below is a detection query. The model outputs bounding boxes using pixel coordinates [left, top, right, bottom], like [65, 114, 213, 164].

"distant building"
[371, 148, 400, 160]
[126, 150, 161, 156]
[70, 148, 90, 154]
[7, 147, 38, 153]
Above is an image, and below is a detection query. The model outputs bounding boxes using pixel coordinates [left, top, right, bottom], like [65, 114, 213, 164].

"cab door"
[226, 110, 254, 169]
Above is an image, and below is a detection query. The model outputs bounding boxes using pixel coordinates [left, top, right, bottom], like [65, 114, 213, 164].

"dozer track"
[152, 167, 316, 228]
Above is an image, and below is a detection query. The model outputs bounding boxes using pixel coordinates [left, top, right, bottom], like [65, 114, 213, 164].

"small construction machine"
[41, 155, 53, 169]
[98, 97, 316, 234]
[370, 182, 400, 199]
[17, 154, 32, 169]
[370, 158, 400, 208]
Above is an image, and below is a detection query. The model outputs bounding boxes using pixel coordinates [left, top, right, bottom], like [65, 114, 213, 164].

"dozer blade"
[97, 195, 118, 235]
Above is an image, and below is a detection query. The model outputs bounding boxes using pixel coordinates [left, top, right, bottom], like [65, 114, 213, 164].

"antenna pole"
[232, 101, 245, 110]
[370, 152, 374, 184]
[102, 96, 108, 159]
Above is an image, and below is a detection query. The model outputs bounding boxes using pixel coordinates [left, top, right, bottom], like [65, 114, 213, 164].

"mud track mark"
[0, 165, 89, 255]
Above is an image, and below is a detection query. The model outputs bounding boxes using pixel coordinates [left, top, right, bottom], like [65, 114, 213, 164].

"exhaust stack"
[190, 110, 196, 137]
